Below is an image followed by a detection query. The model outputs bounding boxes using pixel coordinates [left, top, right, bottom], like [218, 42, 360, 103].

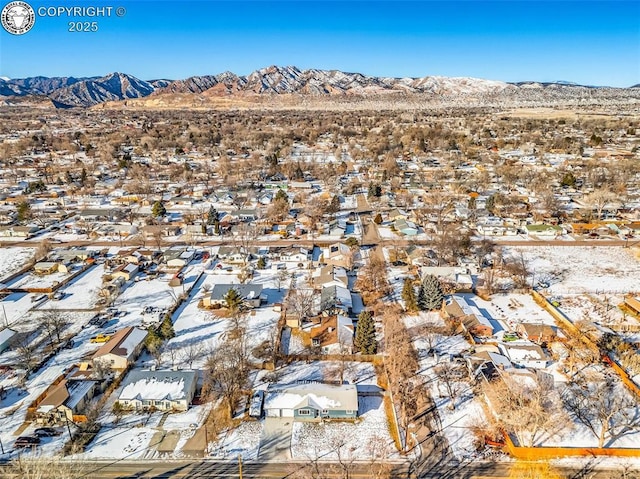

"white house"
[498, 341, 549, 369]
[263, 382, 358, 420]
[117, 370, 198, 412]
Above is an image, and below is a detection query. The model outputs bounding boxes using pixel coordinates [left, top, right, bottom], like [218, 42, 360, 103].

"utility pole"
[238, 453, 243, 479]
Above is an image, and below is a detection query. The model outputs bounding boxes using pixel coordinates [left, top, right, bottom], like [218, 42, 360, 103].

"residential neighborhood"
[0, 87, 639, 478]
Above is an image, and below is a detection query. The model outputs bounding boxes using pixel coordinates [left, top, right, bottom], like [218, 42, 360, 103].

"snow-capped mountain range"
[0, 66, 638, 108]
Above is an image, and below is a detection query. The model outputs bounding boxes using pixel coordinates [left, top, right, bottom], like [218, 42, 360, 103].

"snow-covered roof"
[119, 370, 197, 402]
[93, 326, 147, 360]
[0, 327, 16, 345]
[264, 383, 358, 412]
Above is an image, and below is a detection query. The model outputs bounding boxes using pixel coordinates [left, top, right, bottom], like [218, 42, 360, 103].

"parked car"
[52, 291, 65, 300]
[249, 390, 264, 418]
[34, 427, 60, 437]
[14, 436, 40, 448]
[90, 333, 112, 343]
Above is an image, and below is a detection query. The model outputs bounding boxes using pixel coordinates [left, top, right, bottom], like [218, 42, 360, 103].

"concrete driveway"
[258, 418, 293, 460]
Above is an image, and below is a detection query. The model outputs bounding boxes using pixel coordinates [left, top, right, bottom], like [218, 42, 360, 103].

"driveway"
[258, 418, 293, 460]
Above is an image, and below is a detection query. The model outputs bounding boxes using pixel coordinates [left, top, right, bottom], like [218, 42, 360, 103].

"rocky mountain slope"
[1, 66, 638, 108]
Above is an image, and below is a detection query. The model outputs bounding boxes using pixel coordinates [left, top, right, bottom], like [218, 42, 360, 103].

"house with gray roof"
[203, 283, 264, 308]
[263, 382, 358, 421]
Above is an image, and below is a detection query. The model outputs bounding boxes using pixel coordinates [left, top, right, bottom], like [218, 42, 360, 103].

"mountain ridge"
[1, 66, 638, 108]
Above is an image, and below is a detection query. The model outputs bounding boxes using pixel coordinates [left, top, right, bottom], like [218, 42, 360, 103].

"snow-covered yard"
[291, 396, 399, 461]
[509, 246, 640, 294]
[0, 246, 35, 281]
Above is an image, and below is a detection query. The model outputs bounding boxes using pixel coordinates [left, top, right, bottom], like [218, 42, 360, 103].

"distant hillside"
[2, 66, 639, 108]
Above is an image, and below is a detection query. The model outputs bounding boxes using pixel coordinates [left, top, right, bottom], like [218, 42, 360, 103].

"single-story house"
[0, 226, 40, 238]
[320, 285, 353, 316]
[91, 327, 148, 370]
[116, 369, 198, 412]
[33, 261, 60, 275]
[516, 323, 557, 344]
[111, 263, 139, 281]
[164, 248, 194, 268]
[313, 265, 349, 289]
[36, 378, 98, 424]
[204, 283, 264, 308]
[321, 243, 353, 269]
[309, 315, 354, 353]
[394, 218, 418, 236]
[264, 382, 358, 421]
[525, 224, 565, 238]
[447, 296, 494, 337]
[498, 341, 549, 369]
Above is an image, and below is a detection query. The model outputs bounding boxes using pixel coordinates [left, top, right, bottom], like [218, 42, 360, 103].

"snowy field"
[4, 269, 72, 290]
[0, 246, 35, 281]
[38, 264, 105, 311]
[508, 246, 640, 294]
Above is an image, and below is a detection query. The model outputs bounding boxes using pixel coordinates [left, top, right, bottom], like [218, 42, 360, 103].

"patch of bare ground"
[499, 107, 624, 119]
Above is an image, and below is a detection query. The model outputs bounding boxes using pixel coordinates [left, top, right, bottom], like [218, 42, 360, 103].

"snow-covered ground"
[406, 311, 485, 459]
[291, 396, 400, 461]
[0, 246, 35, 281]
[508, 246, 640, 294]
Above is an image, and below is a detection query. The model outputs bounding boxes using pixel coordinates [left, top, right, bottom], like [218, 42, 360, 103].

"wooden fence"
[503, 433, 640, 459]
[531, 290, 640, 400]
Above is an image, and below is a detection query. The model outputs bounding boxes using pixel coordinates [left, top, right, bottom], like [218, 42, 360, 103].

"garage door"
[281, 409, 294, 418]
[266, 409, 280, 417]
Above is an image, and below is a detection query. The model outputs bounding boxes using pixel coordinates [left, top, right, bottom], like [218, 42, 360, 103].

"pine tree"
[354, 311, 377, 354]
[401, 278, 418, 312]
[418, 274, 444, 311]
[16, 201, 32, 223]
[257, 256, 267, 269]
[207, 206, 218, 225]
[151, 200, 166, 218]
[159, 315, 175, 340]
[275, 188, 288, 202]
[223, 288, 243, 312]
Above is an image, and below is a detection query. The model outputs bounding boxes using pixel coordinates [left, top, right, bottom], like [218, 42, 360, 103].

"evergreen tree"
[80, 167, 87, 186]
[16, 201, 32, 223]
[151, 200, 166, 218]
[207, 206, 218, 224]
[354, 311, 377, 354]
[401, 278, 418, 312]
[223, 288, 243, 312]
[275, 188, 288, 202]
[257, 256, 267, 269]
[159, 315, 175, 339]
[418, 274, 444, 311]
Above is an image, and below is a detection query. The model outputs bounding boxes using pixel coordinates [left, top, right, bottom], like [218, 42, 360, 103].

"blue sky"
[1, 0, 638, 86]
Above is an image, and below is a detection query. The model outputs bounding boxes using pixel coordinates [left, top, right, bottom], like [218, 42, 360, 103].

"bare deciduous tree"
[562, 373, 640, 448]
[433, 361, 467, 410]
[483, 375, 569, 447]
[204, 330, 250, 418]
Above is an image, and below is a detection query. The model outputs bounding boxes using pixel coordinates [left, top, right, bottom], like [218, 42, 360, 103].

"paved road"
[2, 458, 626, 479]
[0, 237, 636, 248]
